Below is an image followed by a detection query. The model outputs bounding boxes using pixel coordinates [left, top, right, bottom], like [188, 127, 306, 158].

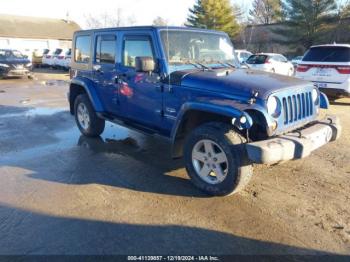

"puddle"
[43, 80, 69, 87]
[20, 98, 31, 104]
[0, 107, 67, 118]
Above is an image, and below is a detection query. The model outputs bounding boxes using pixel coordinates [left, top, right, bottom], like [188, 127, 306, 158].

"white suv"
[296, 44, 350, 98]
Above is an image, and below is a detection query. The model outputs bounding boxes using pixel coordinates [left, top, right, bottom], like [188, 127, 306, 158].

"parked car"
[246, 53, 295, 76]
[69, 26, 340, 196]
[0, 49, 32, 78]
[53, 48, 71, 69]
[55, 49, 71, 70]
[291, 56, 303, 67]
[295, 44, 350, 99]
[235, 50, 253, 64]
[42, 48, 63, 67]
[32, 49, 50, 68]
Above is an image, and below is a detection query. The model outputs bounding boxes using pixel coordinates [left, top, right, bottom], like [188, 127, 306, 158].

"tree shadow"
[0, 204, 340, 256]
[330, 100, 350, 106]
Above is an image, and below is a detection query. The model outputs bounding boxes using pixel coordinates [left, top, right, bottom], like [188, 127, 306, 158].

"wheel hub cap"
[77, 103, 90, 130]
[192, 139, 229, 185]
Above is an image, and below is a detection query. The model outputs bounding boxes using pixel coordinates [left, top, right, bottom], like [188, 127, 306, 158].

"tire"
[271, 68, 275, 73]
[184, 122, 253, 196]
[74, 94, 105, 137]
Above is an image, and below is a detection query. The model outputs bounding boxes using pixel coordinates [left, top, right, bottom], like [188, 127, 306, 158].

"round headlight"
[312, 88, 319, 104]
[267, 96, 281, 117]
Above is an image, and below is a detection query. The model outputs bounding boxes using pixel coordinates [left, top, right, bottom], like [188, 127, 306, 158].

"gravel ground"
[0, 70, 349, 256]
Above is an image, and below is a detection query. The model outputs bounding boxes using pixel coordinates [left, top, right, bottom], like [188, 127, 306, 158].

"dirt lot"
[0, 70, 349, 255]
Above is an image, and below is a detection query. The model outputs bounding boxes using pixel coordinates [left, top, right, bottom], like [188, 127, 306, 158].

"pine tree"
[186, 0, 241, 38]
[187, 0, 206, 28]
[249, 0, 282, 24]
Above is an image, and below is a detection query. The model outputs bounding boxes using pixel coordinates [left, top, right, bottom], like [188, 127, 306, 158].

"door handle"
[115, 73, 127, 83]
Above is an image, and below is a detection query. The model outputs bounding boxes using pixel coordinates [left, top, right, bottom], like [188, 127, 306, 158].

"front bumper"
[7, 69, 30, 76]
[246, 115, 341, 164]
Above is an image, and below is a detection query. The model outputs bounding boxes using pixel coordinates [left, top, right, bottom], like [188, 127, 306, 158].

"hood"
[169, 68, 310, 100]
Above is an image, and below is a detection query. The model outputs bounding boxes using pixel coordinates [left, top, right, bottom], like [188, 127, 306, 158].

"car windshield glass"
[303, 47, 350, 62]
[43, 49, 50, 55]
[160, 30, 237, 72]
[11, 50, 24, 58]
[246, 55, 267, 64]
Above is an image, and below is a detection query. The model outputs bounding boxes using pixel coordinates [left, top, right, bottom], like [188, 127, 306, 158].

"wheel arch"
[69, 78, 104, 115]
[171, 103, 253, 158]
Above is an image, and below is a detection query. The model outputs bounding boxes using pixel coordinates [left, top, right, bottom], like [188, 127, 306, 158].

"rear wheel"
[184, 122, 253, 196]
[74, 94, 105, 137]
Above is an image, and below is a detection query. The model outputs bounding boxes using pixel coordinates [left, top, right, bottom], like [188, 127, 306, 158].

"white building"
[0, 14, 81, 57]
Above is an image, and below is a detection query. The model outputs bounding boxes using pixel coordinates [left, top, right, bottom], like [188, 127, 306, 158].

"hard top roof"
[74, 26, 227, 35]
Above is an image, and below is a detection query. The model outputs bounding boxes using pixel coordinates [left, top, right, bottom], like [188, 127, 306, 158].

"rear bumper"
[313, 80, 350, 97]
[319, 87, 350, 98]
[246, 115, 341, 164]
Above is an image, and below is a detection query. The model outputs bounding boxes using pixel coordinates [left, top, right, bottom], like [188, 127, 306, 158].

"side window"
[75, 35, 91, 63]
[96, 35, 117, 64]
[123, 37, 154, 68]
[272, 56, 279, 62]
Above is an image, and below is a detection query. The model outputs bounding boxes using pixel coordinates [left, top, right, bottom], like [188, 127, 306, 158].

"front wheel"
[184, 122, 253, 196]
[74, 94, 105, 137]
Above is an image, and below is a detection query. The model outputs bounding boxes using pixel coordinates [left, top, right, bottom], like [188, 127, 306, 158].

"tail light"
[46, 55, 51, 59]
[297, 65, 310, 72]
[58, 56, 64, 59]
[265, 59, 271, 64]
[336, 66, 350, 74]
[297, 64, 350, 74]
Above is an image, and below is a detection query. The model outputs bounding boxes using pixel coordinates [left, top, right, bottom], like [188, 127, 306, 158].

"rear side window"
[303, 47, 350, 62]
[96, 35, 117, 64]
[75, 35, 91, 63]
[123, 37, 154, 67]
[246, 55, 267, 64]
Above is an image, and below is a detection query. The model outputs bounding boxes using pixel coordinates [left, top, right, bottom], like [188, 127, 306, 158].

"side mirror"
[135, 56, 155, 73]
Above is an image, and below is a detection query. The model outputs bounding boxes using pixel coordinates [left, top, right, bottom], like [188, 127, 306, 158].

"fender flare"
[320, 92, 329, 109]
[70, 78, 104, 113]
[170, 102, 253, 158]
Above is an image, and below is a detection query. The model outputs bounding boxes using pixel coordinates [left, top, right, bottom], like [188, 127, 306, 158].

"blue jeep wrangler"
[69, 26, 341, 196]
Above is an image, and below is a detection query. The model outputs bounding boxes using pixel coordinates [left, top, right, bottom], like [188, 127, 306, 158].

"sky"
[0, 0, 254, 28]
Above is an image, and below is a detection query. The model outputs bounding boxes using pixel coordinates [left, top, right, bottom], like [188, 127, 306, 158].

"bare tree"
[84, 8, 136, 29]
[152, 16, 168, 26]
[249, 0, 282, 25]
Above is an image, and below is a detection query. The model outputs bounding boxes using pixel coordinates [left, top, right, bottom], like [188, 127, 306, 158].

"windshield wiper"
[213, 61, 237, 69]
[193, 61, 211, 70]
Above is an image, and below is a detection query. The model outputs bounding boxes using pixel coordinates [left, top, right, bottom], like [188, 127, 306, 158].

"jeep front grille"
[282, 92, 313, 125]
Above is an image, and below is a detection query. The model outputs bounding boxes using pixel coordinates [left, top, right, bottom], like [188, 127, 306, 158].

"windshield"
[160, 30, 237, 72]
[11, 50, 25, 58]
[303, 47, 350, 62]
[0, 50, 24, 59]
